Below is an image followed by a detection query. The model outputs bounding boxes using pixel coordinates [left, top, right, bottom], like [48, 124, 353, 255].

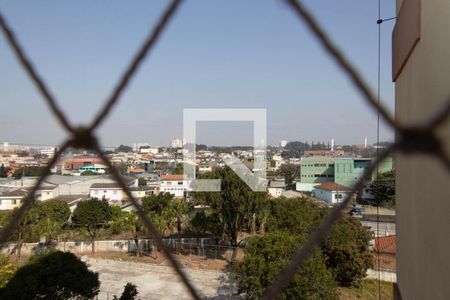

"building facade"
[393, 0, 450, 298]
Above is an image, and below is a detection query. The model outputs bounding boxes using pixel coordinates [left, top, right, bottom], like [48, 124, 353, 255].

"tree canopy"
[72, 199, 111, 253]
[191, 167, 267, 245]
[234, 231, 337, 300]
[370, 171, 395, 207]
[276, 164, 298, 185]
[0, 251, 99, 299]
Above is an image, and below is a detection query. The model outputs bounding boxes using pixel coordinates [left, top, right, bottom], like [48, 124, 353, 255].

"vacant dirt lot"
[82, 256, 238, 300]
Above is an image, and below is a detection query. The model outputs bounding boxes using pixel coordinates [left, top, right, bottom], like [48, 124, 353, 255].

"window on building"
[12, 200, 16, 205]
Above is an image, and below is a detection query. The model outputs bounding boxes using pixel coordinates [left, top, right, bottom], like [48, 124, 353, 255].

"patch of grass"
[338, 279, 393, 300]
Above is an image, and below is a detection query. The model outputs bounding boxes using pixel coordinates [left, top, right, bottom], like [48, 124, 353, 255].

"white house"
[89, 183, 123, 205]
[267, 180, 285, 198]
[0, 188, 28, 210]
[312, 183, 352, 205]
[159, 174, 189, 198]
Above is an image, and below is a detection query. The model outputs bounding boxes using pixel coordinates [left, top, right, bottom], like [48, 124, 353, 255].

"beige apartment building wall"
[394, 0, 450, 299]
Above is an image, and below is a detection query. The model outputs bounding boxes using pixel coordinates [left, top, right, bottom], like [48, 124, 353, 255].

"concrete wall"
[394, 0, 450, 299]
[366, 269, 397, 283]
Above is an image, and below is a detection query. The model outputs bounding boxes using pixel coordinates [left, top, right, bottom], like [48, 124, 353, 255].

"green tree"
[267, 197, 327, 235]
[31, 200, 70, 244]
[191, 167, 267, 245]
[167, 198, 190, 235]
[0, 251, 99, 299]
[0, 164, 9, 178]
[137, 177, 147, 187]
[35, 199, 70, 224]
[142, 193, 191, 237]
[111, 209, 143, 256]
[116, 145, 133, 153]
[0, 255, 18, 288]
[233, 232, 337, 299]
[172, 163, 183, 175]
[113, 283, 138, 300]
[370, 171, 395, 207]
[322, 217, 373, 286]
[267, 198, 373, 288]
[72, 199, 111, 253]
[281, 141, 310, 158]
[277, 164, 298, 185]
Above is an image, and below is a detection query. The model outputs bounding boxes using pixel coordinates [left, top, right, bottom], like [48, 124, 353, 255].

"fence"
[0, 238, 238, 263]
[0, 0, 449, 299]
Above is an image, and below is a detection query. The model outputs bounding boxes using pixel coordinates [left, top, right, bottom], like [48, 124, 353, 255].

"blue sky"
[0, 0, 396, 147]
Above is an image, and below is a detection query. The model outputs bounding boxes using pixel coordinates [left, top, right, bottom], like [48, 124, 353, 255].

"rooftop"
[160, 174, 186, 181]
[314, 182, 352, 192]
[90, 183, 123, 189]
[374, 235, 396, 254]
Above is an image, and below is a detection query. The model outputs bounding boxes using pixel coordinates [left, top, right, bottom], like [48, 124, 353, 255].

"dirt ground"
[82, 256, 238, 300]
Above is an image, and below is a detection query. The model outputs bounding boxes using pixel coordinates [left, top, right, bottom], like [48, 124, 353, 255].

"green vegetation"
[12, 166, 46, 179]
[114, 283, 139, 300]
[277, 163, 298, 185]
[337, 279, 393, 300]
[0, 251, 99, 299]
[234, 232, 337, 299]
[233, 197, 373, 298]
[0, 255, 18, 288]
[191, 167, 267, 246]
[370, 171, 395, 207]
[116, 144, 133, 152]
[137, 177, 147, 187]
[72, 199, 112, 253]
[0, 164, 9, 178]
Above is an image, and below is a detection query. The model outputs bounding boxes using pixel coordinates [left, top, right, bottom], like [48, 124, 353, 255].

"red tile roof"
[314, 182, 351, 191]
[374, 235, 396, 254]
[160, 174, 186, 180]
[128, 168, 145, 173]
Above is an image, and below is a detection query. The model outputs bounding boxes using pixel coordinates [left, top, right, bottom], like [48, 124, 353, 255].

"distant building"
[198, 165, 212, 173]
[171, 138, 185, 149]
[78, 164, 107, 175]
[312, 182, 352, 205]
[159, 174, 189, 198]
[279, 140, 288, 147]
[89, 183, 123, 205]
[0, 189, 28, 210]
[297, 156, 393, 192]
[334, 157, 372, 188]
[62, 157, 103, 174]
[267, 180, 285, 198]
[40, 147, 56, 158]
[297, 156, 335, 191]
